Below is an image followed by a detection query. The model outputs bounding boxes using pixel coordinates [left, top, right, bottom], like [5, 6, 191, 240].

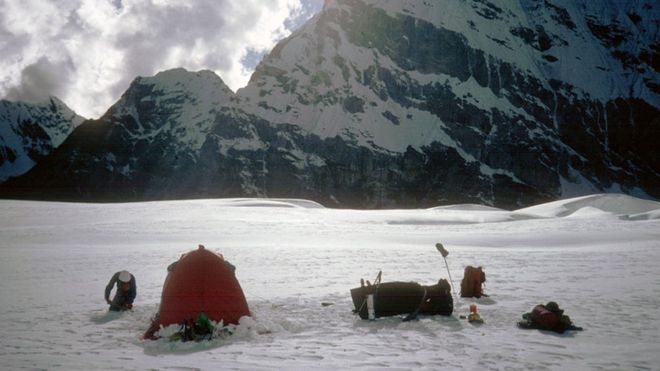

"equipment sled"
[350, 277, 453, 320]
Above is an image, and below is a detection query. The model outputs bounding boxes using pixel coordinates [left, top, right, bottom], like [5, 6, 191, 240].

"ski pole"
[436, 243, 458, 302]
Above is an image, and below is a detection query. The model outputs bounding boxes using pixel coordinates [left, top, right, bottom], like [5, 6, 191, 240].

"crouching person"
[105, 270, 136, 311]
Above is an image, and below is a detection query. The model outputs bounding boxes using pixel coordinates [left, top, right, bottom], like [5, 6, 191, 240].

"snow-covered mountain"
[0, 97, 85, 182]
[1, 0, 658, 207]
[238, 0, 660, 202]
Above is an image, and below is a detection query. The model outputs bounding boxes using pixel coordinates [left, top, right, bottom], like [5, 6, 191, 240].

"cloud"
[5, 56, 74, 103]
[0, 0, 322, 118]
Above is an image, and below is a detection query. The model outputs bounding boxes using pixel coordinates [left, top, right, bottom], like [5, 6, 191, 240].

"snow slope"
[0, 194, 659, 370]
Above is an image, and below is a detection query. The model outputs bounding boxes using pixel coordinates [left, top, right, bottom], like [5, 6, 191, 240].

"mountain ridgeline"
[1, 0, 658, 208]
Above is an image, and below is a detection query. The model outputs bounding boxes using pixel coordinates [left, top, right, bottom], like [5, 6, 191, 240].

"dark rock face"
[1, 0, 659, 208]
[0, 145, 17, 166]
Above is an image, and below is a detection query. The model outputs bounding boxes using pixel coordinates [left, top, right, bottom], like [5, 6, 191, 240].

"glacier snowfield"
[0, 194, 659, 370]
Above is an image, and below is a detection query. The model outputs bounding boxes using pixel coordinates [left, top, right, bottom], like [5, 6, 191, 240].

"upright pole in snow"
[436, 243, 457, 302]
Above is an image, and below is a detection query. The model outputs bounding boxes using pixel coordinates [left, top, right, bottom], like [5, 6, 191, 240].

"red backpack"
[530, 305, 561, 332]
[460, 266, 486, 298]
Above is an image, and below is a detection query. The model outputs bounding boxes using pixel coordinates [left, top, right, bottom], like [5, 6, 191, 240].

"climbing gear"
[460, 266, 486, 298]
[169, 312, 215, 342]
[436, 243, 457, 303]
[357, 271, 382, 319]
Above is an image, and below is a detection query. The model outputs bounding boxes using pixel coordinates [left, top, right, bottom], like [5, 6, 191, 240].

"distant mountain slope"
[238, 0, 660, 200]
[0, 97, 85, 182]
[1, 0, 658, 207]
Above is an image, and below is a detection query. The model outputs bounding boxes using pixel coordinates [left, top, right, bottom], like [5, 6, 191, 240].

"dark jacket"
[105, 272, 137, 304]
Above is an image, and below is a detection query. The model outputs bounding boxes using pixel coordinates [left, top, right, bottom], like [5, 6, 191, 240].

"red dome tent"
[144, 245, 250, 339]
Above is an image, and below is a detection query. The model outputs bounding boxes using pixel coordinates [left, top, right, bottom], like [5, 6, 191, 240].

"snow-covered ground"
[1, 194, 659, 370]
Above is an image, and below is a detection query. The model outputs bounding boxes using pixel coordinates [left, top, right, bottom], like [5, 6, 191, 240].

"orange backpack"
[460, 266, 486, 298]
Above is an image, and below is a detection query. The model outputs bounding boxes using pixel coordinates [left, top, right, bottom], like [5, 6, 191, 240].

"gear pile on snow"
[518, 301, 583, 333]
[460, 266, 486, 298]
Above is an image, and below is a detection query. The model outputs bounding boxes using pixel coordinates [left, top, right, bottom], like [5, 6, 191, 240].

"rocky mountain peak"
[102, 68, 237, 151]
[0, 97, 85, 182]
[237, 0, 659, 203]
[112, 68, 234, 118]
